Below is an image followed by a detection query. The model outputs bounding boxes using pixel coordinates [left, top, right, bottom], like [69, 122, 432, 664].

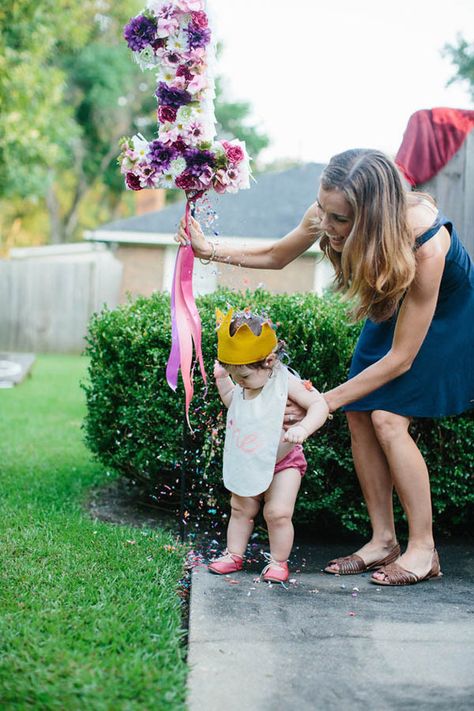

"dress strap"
[415, 212, 447, 247]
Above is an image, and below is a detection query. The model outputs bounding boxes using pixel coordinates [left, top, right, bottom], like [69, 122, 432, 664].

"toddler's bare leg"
[263, 468, 301, 561]
[226, 493, 261, 556]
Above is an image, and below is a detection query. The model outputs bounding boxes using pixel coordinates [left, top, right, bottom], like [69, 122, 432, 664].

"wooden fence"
[0, 244, 122, 353]
[420, 129, 474, 258]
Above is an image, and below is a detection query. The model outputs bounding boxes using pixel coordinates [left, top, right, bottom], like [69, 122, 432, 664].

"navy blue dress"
[345, 213, 474, 417]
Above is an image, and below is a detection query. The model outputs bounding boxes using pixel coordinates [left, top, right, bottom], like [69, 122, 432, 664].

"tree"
[0, 0, 150, 243]
[214, 78, 270, 162]
[444, 36, 474, 101]
[0, 0, 83, 199]
[0, 3, 270, 246]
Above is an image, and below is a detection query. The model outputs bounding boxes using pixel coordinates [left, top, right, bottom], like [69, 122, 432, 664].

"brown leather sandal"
[370, 549, 443, 586]
[324, 543, 401, 575]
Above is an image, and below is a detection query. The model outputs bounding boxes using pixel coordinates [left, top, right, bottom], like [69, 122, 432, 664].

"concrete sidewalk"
[187, 541, 474, 710]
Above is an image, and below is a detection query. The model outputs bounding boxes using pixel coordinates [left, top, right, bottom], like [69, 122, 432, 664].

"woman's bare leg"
[326, 411, 398, 572]
[369, 410, 435, 580]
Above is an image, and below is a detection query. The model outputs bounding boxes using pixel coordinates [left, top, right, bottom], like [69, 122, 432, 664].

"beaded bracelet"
[199, 241, 217, 265]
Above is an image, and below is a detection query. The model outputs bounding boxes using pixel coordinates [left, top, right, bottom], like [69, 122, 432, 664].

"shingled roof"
[92, 162, 325, 239]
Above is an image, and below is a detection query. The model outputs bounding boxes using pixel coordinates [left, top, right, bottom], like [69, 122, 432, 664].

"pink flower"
[157, 17, 179, 38]
[222, 141, 245, 164]
[198, 166, 214, 187]
[163, 51, 181, 67]
[157, 105, 178, 123]
[213, 169, 231, 194]
[186, 122, 204, 143]
[170, 75, 187, 90]
[187, 73, 207, 95]
[191, 11, 208, 29]
[137, 164, 158, 188]
[186, 47, 206, 64]
[159, 126, 180, 144]
[175, 0, 205, 12]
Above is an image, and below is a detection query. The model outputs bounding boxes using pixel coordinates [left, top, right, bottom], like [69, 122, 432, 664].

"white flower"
[156, 67, 176, 84]
[131, 134, 150, 161]
[166, 31, 188, 53]
[169, 157, 187, 176]
[136, 46, 159, 70]
[146, 0, 167, 14]
[158, 173, 178, 189]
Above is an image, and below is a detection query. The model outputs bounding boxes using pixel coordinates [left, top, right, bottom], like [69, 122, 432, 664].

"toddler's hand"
[284, 425, 308, 444]
[213, 360, 228, 380]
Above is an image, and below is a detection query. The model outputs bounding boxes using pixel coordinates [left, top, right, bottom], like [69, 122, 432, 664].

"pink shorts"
[274, 444, 307, 477]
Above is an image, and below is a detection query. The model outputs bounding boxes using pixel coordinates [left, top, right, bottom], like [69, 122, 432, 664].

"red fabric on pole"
[395, 108, 474, 185]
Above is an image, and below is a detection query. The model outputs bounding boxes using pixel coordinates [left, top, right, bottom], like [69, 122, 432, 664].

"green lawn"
[0, 355, 187, 710]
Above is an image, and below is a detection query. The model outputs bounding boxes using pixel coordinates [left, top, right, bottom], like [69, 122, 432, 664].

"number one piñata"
[119, 0, 251, 427]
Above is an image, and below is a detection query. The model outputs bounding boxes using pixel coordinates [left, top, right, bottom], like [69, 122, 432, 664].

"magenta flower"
[172, 138, 188, 154]
[191, 11, 208, 29]
[176, 65, 195, 81]
[157, 105, 178, 123]
[222, 141, 245, 164]
[175, 170, 201, 191]
[125, 172, 142, 191]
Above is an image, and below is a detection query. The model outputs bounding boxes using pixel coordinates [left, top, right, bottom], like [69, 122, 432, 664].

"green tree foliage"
[214, 78, 270, 162]
[0, 0, 82, 198]
[0, 0, 149, 242]
[444, 35, 474, 101]
[0, 3, 270, 246]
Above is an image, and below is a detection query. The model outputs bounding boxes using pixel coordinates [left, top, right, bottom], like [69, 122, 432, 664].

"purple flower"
[184, 148, 215, 176]
[156, 82, 192, 109]
[148, 140, 178, 172]
[123, 15, 157, 52]
[185, 21, 211, 50]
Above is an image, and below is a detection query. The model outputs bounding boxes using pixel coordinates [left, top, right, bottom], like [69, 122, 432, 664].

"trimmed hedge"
[83, 288, 474, 536]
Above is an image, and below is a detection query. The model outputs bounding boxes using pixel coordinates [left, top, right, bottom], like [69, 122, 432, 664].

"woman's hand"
[176, 215, 212, 259]
[283, 399, 306, 430]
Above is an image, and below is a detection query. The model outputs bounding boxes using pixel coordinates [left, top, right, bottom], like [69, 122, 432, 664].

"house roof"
[91, 162, 325, 239]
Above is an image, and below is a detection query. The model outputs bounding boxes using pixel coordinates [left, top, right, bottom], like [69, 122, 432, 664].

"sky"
[207, 0, 474, 165]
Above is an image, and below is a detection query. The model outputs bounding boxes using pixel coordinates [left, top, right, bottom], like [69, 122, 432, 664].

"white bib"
[223, 364, 288, 496]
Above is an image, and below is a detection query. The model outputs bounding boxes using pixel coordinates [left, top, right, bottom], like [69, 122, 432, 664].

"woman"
[176, 148, 474, 586]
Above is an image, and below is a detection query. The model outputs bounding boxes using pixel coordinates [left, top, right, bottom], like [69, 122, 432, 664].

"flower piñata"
[119, 0, 251, 196]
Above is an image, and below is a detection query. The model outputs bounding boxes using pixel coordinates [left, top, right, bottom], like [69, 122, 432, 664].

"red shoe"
[260, 553, 289, 583]
[208, 550, 243, 575]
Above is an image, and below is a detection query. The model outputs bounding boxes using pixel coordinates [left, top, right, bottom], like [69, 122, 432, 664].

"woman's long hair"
[318, 149, 416, 322]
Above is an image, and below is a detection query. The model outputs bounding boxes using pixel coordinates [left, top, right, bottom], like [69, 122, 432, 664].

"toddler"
[209, 308, 328, 582]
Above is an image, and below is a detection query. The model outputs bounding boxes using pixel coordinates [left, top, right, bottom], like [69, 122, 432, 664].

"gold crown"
[216, 308, 277, 365]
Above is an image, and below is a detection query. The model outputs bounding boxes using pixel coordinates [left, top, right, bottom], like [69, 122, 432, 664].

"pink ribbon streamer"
[166, 198, 207, 429]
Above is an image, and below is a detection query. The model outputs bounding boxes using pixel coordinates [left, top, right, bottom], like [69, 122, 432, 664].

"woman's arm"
[176, 203, 320, 270]
[323, 237, 447, 412]
[283, 373, 329, 443]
